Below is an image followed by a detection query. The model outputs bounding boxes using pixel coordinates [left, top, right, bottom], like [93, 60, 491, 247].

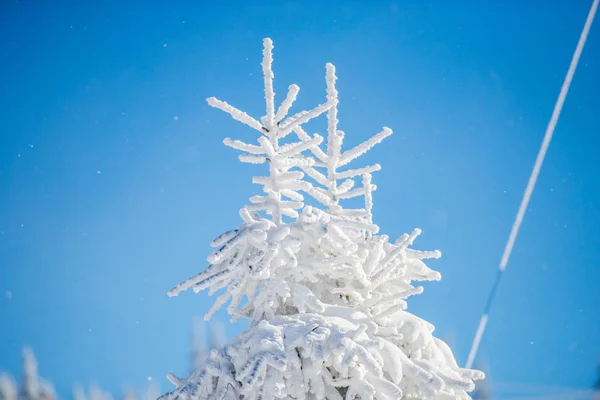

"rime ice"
[162, 38, 484, 400]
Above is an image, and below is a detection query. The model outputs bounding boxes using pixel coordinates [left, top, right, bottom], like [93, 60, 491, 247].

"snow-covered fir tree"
[74, 385, 158, 400]
[74, 385, 113, 400]
[0, 348, 56, 400]
[0, 374, 16, 400]
[163, 38, 484, 400]
[0, 348, 158, 400]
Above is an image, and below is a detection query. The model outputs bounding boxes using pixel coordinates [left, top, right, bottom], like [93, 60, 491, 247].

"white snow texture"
[163, 38, 484, 400]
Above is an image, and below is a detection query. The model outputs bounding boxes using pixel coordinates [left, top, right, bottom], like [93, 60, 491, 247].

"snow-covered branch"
[207, 38, 333, 225]
[292, 63, 391, 231]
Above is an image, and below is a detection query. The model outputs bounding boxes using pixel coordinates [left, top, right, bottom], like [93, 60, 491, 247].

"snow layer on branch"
[292, 63, 392, 223]
[166, 207, 483, 399]
[162, 313, 482, 400]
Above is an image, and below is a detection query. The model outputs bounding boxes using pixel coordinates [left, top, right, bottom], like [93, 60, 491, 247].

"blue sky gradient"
[1, 1, 599, 398]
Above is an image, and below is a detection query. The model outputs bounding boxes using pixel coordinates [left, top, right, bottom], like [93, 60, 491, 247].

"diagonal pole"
[466, 0, 599, 370]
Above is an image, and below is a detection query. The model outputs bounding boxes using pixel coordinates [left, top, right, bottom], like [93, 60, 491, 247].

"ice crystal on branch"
[207, 38, 331, 224]
[164, 38, 484, 399]
[293, 63, 391, 228]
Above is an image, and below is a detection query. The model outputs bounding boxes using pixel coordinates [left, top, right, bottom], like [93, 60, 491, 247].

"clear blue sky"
[1, 1, 599, 398]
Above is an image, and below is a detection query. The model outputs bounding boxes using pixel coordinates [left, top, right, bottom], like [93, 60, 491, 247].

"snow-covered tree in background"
[163, 38, 484, 400]
[191, 319, 224, 372]
[74, 385, 113, 400]
[0, 374, 16, 400]
[74, 385, 158, 400]
[0, 349, 56, 400]
[0, 348, 157, 400]
[19, 349, 56, 400]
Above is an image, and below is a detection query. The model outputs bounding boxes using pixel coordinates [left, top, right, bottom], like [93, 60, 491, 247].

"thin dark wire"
[482, 269, 502, 315]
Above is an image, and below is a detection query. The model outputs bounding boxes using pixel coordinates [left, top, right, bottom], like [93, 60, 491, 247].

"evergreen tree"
[74, 382, 158, 400]
[73, 385, 113, 400]
[0, 349, 56, 400]
[163, 38, 484, 400]
[0, 347, 157, 400]
[0, 374, 16, 400]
